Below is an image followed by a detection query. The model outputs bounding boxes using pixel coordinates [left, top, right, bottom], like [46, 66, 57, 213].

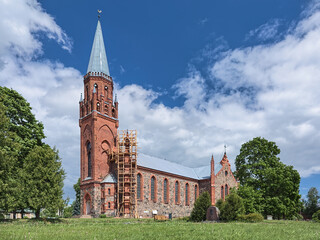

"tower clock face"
[94, 83, 98, 88]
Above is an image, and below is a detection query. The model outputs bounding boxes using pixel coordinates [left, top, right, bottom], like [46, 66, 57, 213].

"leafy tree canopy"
[0, 87, 45, 163]
[235, 137, 301, 219]
[24, 145, 65, 218]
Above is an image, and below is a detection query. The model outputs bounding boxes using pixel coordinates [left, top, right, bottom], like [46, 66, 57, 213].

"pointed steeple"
[87, 20, 110, 76]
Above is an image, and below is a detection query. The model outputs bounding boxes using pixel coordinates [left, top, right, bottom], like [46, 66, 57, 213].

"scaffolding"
[116, 130, 137, 217]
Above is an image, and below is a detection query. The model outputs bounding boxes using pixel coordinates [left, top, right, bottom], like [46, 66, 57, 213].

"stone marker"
[206, 206, 220, 221]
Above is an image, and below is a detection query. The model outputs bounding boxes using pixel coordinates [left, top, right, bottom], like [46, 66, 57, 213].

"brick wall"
[136, 168, 199, 218]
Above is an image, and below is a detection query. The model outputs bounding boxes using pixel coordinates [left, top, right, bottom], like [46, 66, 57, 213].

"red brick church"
[79, 19, 238, 218]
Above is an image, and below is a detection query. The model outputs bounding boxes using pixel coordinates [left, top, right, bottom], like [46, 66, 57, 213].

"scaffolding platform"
[116, 130, 137, 217]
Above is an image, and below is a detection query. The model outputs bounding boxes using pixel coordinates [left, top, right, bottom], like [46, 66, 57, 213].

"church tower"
[79, 19, 118, 216]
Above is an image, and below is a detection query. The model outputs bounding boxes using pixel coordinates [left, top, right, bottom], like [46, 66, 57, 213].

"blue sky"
[1, 0, 320, 201]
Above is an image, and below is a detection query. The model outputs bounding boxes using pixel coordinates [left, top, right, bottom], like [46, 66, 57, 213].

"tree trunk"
[35, 209, 40, 219]
[13, 210, 16, 220]
[21, 209, 24, 219]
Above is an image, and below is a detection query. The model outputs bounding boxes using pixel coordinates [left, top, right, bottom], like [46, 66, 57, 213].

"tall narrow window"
[164, 179, 168, 203]
[151, 176, 156, 202]
[221, 186, 224, 200]
[225, 184, 228, 197]
[185, 183, 189, 205]
[137, 173, 141, 200]
[87, 142, 92, 177]
[175, 181, 179, 204]
[195, 185, 198, 202]
[104, 86, 108, 98]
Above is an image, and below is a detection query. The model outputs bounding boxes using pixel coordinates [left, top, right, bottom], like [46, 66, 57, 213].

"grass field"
[0, 218, 319, 240]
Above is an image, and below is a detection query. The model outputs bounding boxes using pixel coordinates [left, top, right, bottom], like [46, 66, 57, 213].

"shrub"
[291, 214, 303, 221]
[220, 192, 245, 221]
[23, 216, 29, 219]
[99, 214, 107, 218]
[0, 214, 4, 219]
[190, 192, 211, 222]
[312, 210, 320, 222]
[238, 213, 264, 222]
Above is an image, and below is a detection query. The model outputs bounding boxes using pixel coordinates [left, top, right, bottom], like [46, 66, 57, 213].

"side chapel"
[79, 19, 238, 218]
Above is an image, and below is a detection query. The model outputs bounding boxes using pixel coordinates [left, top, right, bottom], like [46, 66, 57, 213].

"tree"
[190, 192, 211, 222]
[303, 187, 320, 219]
[235, 137, 301, 219]
[0, 87, 45, 217]
[219, 192, 245, 221]
[237, 185, 264, 214]
[72, 178, 81, 216]
[24, 145, 65, 218]
[0, 102, 21, 214]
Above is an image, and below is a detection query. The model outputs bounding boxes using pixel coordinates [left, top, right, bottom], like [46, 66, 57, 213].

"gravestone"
[206, 206, 220, 221]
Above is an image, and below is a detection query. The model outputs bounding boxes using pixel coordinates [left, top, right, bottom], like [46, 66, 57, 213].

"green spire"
[87, 20, 110, 76]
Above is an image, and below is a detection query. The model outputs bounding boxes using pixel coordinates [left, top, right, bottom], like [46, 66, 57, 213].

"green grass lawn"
[0, 218, 319, 240]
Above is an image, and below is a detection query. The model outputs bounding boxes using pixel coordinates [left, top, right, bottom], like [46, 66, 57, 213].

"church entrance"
[85, 194, 91, 215]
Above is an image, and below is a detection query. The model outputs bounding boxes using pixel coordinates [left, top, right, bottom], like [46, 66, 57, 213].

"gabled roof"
[87, 20, 110, 76]
[101, 173, 117, 183]
[137, 153, 222, 180]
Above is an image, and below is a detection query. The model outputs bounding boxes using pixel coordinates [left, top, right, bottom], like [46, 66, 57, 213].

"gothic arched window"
[195, 185, 198, 202]
[225, 184, 228, 197]
[185, 183, 189, 206]
[137, 173, 142, 200]
[163, 179, 168, 204]
[151, 176, 156, 202]
[87, 142, 92, 177]
[221, 186, 224, 200]
[175, 181, 180, 204]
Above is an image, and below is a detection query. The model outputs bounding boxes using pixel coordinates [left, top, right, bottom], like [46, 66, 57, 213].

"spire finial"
[224, 144, 227, 154]
[115, 93, 118, 103]
[80, 93, 83, 102]
[98, 9, 102, 19]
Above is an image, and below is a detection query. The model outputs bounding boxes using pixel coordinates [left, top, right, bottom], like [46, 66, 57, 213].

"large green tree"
[235, 137, 301, 219]
[0, 87, 46, 217]
[24, 145, 65, 218]
[0, 102, 21, 214]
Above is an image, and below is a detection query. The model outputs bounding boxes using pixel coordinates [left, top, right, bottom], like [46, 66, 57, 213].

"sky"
[0, 0, 320, 201]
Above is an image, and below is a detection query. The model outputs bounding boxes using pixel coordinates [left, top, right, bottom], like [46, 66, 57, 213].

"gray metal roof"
[87, 20, 110, 76]
[137, 153, 222, 180]
[101, 173, 117, 183]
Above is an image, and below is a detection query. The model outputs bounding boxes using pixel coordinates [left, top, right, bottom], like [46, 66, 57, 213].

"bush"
[291, 214, 303, 221]
[190, 192, 211, 222]
[312, 210, 320, 222]
[238, 213, 264, 222]
[0, 214, 4, 219]
[99, 214, 107, 218]
[23, 216, 29, 219]
[220, 192, 245, 221]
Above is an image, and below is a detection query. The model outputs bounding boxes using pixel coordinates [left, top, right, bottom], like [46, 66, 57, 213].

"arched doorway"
[85, 194, 91, 215]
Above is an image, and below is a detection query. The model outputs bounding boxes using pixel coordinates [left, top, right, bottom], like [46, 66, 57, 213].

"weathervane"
[98, 9, 102, 19]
